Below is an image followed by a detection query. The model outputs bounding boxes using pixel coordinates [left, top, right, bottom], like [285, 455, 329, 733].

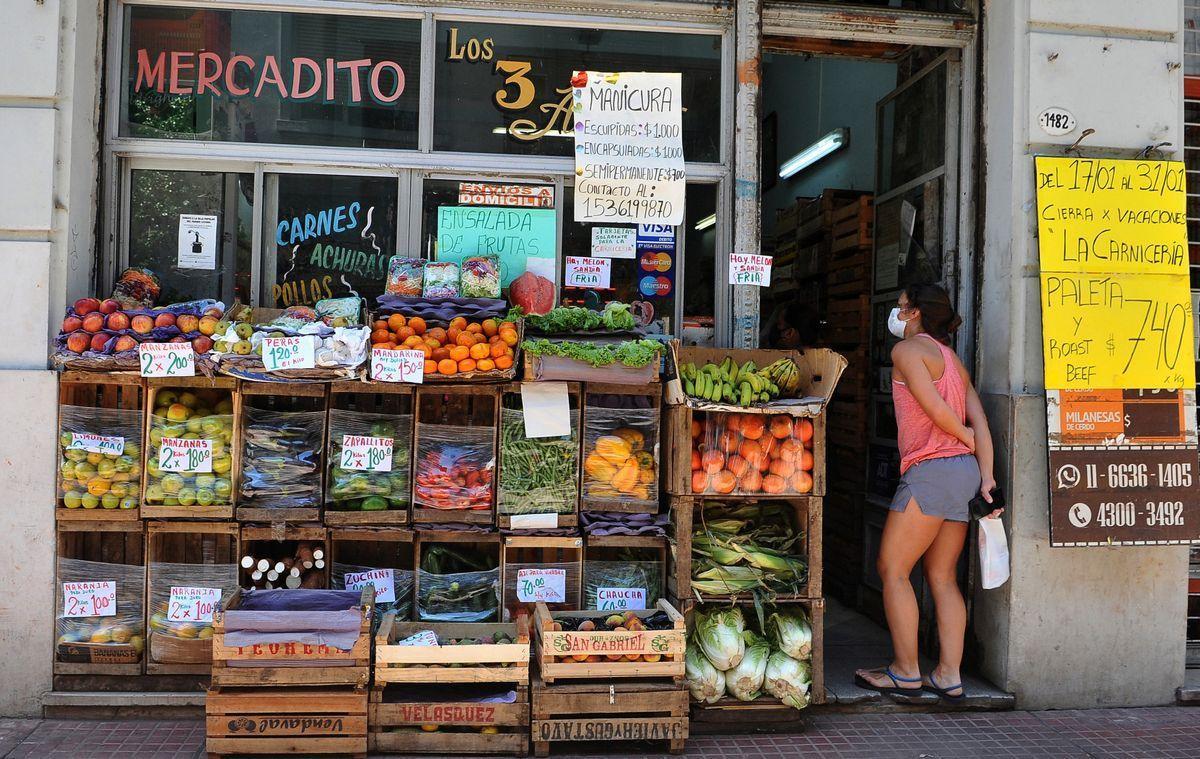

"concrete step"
[42, 691, 205, 719]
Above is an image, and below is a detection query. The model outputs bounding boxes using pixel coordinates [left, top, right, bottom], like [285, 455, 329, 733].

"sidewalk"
[1, 706, 1196, 758]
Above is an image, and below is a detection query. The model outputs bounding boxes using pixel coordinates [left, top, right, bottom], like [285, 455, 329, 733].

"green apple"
[196, 489, 215, 507]
[101, 493, 120, 510]
[160, 473, 184, 494]
[113, 455, 134, 473]
[186, 418, 204, 433]
[123, 442, 140, 459]
[156, 390, 178, 407]
[63, 491, 83, 509]
[96, 460, 117, 479]
[162, 496, 179, 507]
[145, 483, 164, 503]
[212, 456, 232, 475]
[201, 417, 224, 436]
[195, 473, 216, 490]
[215, 399, 233, 414]
[213, 478, 233, 499]
[119, 497, 138, 510]
[177, 488, 196, 507]
[148, 428, 165, 446]
[81, 493, 100, 510]
[65, 448, 87, 463]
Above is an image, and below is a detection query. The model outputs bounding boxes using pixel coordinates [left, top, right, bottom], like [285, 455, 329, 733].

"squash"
[632, 450, 655, 470]
[589, 483, 620, 498]
[584, 452, 619, 482]
[630, 484, 650, 500]
[637, 465, 655, 485]
[611, 458, 641, 493]
[612, 428, 645, 451]
[594, 435, 632, 465]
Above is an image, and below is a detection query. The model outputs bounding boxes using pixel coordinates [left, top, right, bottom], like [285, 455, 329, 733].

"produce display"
[583, 558, 662, 609]
[417, 545, 499, 622]
[521, 338, 662, 369]
[369, 313, 518, 378]
[57, 406, 142, 512]
[147, 561, 237, 659]
[326, 411, 411, 514]
[380, 628, 517, 669]
[690, 413, 816, 495]
[414, 426, 495, 514]
[332, 563, 414, 632]
[547, 609, 673, 663]
[523, 302, 637, 334]
[56, 558, 145, 661]
[239, 406, 324, 511]
[687, 607, 812, 709]
[581, 395, 658, 509]
[385, 256, 425, 297]
[144, 388, 236, 512]
[690, 502, 807, 598]
[423, 262, 461, 298]
[498, 403, 579, 519]
[54, 297, 223, 365]
[213, 304, 370, 371]
[240, 541, 326, 589]
[676, 357, 802, 406]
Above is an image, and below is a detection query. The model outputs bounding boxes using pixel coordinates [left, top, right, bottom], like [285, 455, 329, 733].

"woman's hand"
[980, 475, 1003, 518]
[960, 426, 977, 453]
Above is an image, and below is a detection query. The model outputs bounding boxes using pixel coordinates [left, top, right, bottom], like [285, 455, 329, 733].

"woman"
[854, 283, 1001, 702]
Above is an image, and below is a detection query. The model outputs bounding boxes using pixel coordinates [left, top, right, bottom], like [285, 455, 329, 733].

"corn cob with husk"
[690, 501, 807, 601]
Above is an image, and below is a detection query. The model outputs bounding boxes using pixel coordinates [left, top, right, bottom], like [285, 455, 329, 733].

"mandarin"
[455, 332, 475, 347]
[409, 317, 427, 335]
[482, 319, 499, 336]
[449, 316, 467, 331]
[387, 313, 406, 331]
[494, 355, 513, 370]
[458, 358, 477, 372]
[449, 345, 470, 362]
[499, 329, 519, 347]
[469, 343, 490, 360]
[476, 358, 495, 372]
[424, 360, 438, 374]
[371, 328, 391, 344]
[437, 358, 457, 375]
[373, 319, 388, 331]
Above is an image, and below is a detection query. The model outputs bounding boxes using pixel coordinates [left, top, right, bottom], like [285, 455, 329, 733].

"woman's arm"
[960, 364, 1002, 515]
[892, 342, 974, 450]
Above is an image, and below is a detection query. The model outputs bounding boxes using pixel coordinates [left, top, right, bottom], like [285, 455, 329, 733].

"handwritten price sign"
[66, 433, 125, 456]
[340, 435, 393, 472]
[345, 568, 397, 603]
[167, 586, 221, 623]
[516, 567, 567, 603]
[729, 254, 773, 286]
[262, 336, 315, 371]
[62, 581, 116, 618]
[159, 437, 213, 473]
[139, 343, 196, 377]
[596, 587, 646, 611]
[372, 348, 424, 384]
[565, 256, 612, 289]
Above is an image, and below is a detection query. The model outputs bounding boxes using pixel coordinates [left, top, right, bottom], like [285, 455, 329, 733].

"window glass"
[434, 22, 721, 162]
[877, 62, 946, 194]
[127, 169, 253, 304]
[265, 174, 398, 308]
[122, 6, 420, 149]
[682, 185, 718, 345]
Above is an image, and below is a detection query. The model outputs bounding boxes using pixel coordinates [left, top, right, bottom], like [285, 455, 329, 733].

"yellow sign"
[1035, 156, 1195, 389]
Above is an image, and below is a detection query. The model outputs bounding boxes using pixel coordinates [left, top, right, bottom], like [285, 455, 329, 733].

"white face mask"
[887, 307, 911, 339]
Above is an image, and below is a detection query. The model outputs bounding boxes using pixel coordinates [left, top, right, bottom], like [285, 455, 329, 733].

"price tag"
[159, 437, 213, 473]
[66, 433, 125, 456]
[62, 581, 116, 618]
[167, 586, 221, 623]
[139, 343, 196, 377]
[509, 513, 559, 530]
[372, 348, 424, 384]
[596, 587, 646, 611]
[340, 435, 394, 473]
[344, 568, 397, 603]
[396, 629, 440, 647]
[516, 568, 567, 603]
[262, 335, 315, 371]
[729, 254, 773, 286]
[565, 256, 612, 289]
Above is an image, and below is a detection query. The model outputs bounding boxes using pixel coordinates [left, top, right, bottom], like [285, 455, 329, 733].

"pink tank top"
[892, 334, 972, 474]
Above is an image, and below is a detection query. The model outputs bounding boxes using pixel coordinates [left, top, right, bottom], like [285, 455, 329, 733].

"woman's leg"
[856, 498, 944, 689]
[922, 519, 969, 695]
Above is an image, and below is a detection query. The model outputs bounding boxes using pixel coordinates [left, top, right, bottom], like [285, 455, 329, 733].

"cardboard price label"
[596, 587, 646, 611]
[340, 435, 393, 472]
[344, 568, 397, 603]
[372, 347, 424, 383]
[159, 437, 213, 473]
[167, 586, 221, 623]
[729, 254, 773, 286]
[66, 433, 125, 456]
[262, 335, 315, 371]
[62, 581, 116, 618]
[139, 342, 196, 377]
[516, 567, 566, 603]
[396, 630, 440, 647]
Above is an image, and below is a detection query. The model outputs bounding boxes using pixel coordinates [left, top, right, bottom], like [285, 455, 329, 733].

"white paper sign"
[596, 587, 647, 611]
[573, 71, 685, 225]
[509, 513, 560, 530]
[397, 630, 440, 647]
[591, 227, 637, 259]
[159, 437, 213, 473]
[344, 568, 397, 604]
[565, 256, 612, 289]
[340, 435, 394, 473]
[516, 568, 567, 603]
[139, 342, 196, 377]
[262, 335, 316, 371]
[372, 347, 424, 384]
[177, 214, 218, 270]
[167, 586, 221, 623]
[729, 254, 773, 287]
[66, 433, 125, 456]
[520, 382, 571, 438]
[62, 581, 116, 618]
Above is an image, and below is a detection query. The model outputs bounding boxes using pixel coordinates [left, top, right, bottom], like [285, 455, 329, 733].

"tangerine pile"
[691, 412, 815, 495]
[371, 314, 519, 376]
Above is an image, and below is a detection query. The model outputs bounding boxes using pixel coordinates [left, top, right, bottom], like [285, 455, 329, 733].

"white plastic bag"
[978, 516, 1009, 590]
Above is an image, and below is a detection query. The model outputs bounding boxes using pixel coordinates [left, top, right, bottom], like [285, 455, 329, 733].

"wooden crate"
[522, 351, 660, 385]
[325, 381, 414, 527]
[582, 534, 668, 611]
[329, 527, 415, 621]
[501, 535, 583, 618]
[236, 381, 327, 524]
[830, 195, 874, 253]
[533, 600, 686, 683]
[210, 584, 373, 688]
[145, 521, 239, 675]
[239, 524, 329, 590]
[373, 612, 530, 685]
[143, 376, 240, 520]
[414, 530, 502, 624]
[497, 382, 581, 530]
[56, 371, 144, 522]
[369, 685, 529, 756]
[579, 383, 661, 515]
[668, 495, 821, 603]
[531, 675, 687, 756]
[54, 520, 145, 676]
[413, 385, 500, 525]
[206, 685, 367, 758]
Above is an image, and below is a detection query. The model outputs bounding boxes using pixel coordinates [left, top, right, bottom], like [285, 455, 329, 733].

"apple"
[106, 312, 130, 331]
[169, 336, 187, 344]
[74, 298, 101, 315]
[89, 333, 111, 352]
[191, 335, 213, 354]
[198, 316, 219, 336]
[131, 314, 154, 334]
[176, 314, 199, 333]
[62, 316, 83, 333]
[113, 335, 138, 352]
[99, 299, 121, 315]
[66, 331, 90, 353]
[154, 312, 176, 328]
[81, 313, 105, 333]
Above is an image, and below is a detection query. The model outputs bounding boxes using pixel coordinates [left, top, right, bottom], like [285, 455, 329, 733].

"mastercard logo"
[640, 251, 671, 272]
[639, 275, 672, 297]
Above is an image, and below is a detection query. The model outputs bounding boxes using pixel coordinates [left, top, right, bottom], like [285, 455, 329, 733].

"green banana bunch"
[681, 356, 799, 407]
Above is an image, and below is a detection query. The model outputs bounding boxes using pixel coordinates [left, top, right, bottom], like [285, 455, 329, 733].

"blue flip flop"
[924, 672, 966, 701]
[854, 667, 925, 702]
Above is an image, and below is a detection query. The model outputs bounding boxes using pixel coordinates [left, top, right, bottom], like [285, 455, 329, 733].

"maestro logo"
[639, 275, 672, 297]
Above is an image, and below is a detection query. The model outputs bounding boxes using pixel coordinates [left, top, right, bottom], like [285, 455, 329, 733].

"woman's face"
[895, 295, 919, 335]
[776, 313, 800, 348]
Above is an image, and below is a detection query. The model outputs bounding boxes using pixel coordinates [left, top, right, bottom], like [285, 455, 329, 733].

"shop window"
[433, 22, 721, 162]
[877, 62, 945, 195]
[121, 6, 420, 149]
[127, 169, 252, 305]
[264, 174, 399, 307]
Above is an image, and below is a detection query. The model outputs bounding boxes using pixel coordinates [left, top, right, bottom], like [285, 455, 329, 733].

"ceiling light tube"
[778, 127, 849, 179]
[694, 213, 716, 231]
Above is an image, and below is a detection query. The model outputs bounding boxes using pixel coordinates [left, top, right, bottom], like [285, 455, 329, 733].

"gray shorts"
[889, 454, 981, 523]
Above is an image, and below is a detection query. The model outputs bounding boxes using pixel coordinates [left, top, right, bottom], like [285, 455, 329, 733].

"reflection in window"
[128, 169, 253, 304]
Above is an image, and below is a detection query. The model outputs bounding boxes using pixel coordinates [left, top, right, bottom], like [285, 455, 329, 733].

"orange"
[469, 343, 490, 360]
[769, 416, 794, 439]
[482, 319, 499, 337]
[371, 328, 391, 344]
[799, 450, 814, 471]
[494, 355, 513, 370]
[419, 344, 433, 357]
[447, 327, 462, 344]
[499, 329, 519, 347]
[691, 420, 702, 439]
[373, 319, 388, 331]
[794, 419, 814, 443]
[404, 335, 424, 348]
[701, 450, 725, 474]
[457, 358, 477, 372]
[449, 316, 467, 331]
[726, 454, 750, 478]
[425, 338, 440, 350]
[499, 321, 516, 333]
[427, 327, 447, 344]
[768, 459, 795, 478]
[740, 469, 763, 492]
[740, 416, 766, 440]
[394, 326, 412, 341]
[378, 342, 397, 351]
[431, 347, 450, 361]
[691, 471, 710, 493]
[449, 345, 470, 362]
[476, 358, 495, 372]
[691, 449, 702, 471]
[737, 439, 761, 462]
[424, 360, 438, 374]
[387, 313, 406, 331]
[437, 359, 457, 375]
[409, 317, 427, 335]
[711, 470, 737, 494]
[790, 471, 813, 494]
[762, 474, 787, 494]
[455, 332, 475, 347]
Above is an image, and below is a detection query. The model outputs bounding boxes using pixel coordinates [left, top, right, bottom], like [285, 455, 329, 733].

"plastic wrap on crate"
[145, 404, 236, 512]
[503, 561, 579, 612]
[691, 412, 816, 496]
[57, 405, 143, 512]
[224, 588, 364, 649]
[422, 262, 461, 298]
[417, 568, 500, 622]
[385, 257, 425, 296]
[56, 558, 145, 658]
[498, 406, 578, 518]
[526, 353, 658, 384]
[326, 410, 411, 513]
[460, 255, 501, 299]
[414, 423, 495, 513]
[581, 405, 658, 510]
[148, 562, 237, 662]
[583, 561, 662, 609]
[240, 407, 324, 509]
[331, 562, 414, 630]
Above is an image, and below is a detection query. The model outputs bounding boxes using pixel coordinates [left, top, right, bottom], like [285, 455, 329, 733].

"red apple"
[89, 333, 111, 352]
[114, 335, 138, 352]
[176, 314, 200, 333]
[62, 316, 83, 333]
[154, 312, 176, 329]
[99, 299, 121, 315]
[81, 313, 105, 333]
[169, 336, 187, 344]
[65, 331, 90, 353]
[73, 298, 100, 315]
[106, 312, 130, 331]
[203, 307, 223, 319]
[131, 314, 154, 334]
[191, 335, 213, 354]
